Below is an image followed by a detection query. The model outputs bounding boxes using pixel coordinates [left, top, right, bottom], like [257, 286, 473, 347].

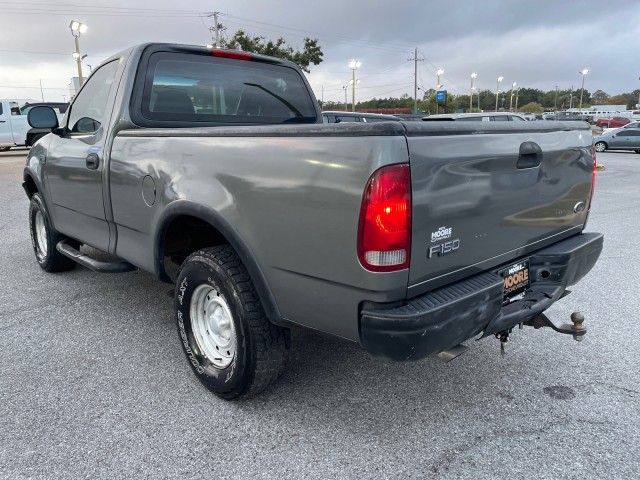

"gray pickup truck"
[24, 43, 603, 399]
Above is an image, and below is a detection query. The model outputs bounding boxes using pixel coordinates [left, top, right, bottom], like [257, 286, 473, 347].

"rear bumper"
[360, 232, 603, 361]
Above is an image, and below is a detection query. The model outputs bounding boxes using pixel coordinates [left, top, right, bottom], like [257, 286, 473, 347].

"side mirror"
[27, 106, 59, 129]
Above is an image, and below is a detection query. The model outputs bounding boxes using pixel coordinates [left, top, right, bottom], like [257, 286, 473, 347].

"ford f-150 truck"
[23, 43, 603, 399]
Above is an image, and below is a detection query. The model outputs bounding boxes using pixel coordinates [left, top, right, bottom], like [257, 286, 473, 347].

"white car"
[602, 120, 640, 134]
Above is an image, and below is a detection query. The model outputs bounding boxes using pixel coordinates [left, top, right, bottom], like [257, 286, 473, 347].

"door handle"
[517, 141, 542, 169]
[86, 153, 100, 170]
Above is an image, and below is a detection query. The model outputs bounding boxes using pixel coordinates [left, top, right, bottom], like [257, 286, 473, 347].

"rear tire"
[594, 142, 607, 153]
[28, 193, 77, 272]
[175, 245, 289, 399]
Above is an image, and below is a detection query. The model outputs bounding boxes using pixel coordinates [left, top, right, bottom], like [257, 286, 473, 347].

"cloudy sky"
[1, 0, 639, 104]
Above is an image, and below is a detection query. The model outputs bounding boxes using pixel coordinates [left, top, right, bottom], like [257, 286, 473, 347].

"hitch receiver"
[524, 311, 586, 341]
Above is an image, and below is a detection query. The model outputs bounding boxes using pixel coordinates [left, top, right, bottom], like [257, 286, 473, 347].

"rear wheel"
[594, 142, 607, 153]
[28, 193, 77, 272]
[175, 246, 289, 399]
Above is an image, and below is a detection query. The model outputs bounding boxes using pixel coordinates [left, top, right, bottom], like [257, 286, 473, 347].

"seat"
[153, 89, 195, 114]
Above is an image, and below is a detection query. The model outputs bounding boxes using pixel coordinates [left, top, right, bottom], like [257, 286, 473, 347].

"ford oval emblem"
[574, 202, 586, 213]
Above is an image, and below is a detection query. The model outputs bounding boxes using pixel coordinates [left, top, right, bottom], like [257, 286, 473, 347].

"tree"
[591, 90, 609, 105]
[608, 94, 630, 106]
[223, 30, 323, 73]
[519, 102, 545, 113]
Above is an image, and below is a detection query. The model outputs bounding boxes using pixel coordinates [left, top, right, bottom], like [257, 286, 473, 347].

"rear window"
[140, 51, 318, 124]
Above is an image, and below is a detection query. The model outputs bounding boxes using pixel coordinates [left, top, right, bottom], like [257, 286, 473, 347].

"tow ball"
[495, 312, 586, 355]
[524, 311, 587, 341]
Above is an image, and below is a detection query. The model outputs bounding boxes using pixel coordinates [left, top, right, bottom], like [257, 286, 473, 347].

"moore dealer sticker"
[431, 226, 452, 243]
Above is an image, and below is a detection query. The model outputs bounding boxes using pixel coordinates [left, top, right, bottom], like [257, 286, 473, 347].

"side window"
[67, 60, 119, 133]
[0, 103, 3, 115]
[492, 115, 509, 121]
[334, 115, 358, 123]
[511, 115, 526, 121]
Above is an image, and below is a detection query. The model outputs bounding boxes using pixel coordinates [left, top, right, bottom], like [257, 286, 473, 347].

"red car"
[596, 116, 630, 128]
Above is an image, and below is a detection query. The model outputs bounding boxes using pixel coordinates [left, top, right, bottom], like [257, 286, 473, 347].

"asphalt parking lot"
[1, 147, 638, 480]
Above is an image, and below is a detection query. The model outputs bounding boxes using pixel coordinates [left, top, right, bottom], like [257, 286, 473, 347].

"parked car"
[593, 127, 640, 153]
[392, 113, 428, 121]
[322, 111, 401, 123]
[603, 120, 640, 134]
[596, 116, 630, 129]
[422, 112, 527, 121]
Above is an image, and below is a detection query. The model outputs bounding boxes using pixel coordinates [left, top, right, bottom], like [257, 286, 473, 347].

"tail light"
[358, 164, 411, 272]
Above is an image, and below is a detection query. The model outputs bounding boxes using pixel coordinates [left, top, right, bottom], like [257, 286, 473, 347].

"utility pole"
[208, 12, 225, 47]
[408, 48, 423, 114]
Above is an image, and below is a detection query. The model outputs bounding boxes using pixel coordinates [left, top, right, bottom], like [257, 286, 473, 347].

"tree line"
[215, 28, 638, 114]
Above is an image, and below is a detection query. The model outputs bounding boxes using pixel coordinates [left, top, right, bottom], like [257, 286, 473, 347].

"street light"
[515, 87, 520, 112]
[342, 86, 348, 111]
[349, 60, 361, 112]
[470, 72, 477, 111]
[495, 76, 503, 111]
[69, 20, 87, 86]
[578, 69, 589, 112]
[436, 69, 444, 113]
[509, 82, 517, 112]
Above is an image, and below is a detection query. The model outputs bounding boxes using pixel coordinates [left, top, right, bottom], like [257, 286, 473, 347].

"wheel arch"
[155, 200, 283, 325]
[22, 171, 40, 199]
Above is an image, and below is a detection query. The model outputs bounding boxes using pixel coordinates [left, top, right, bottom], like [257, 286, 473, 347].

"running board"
[56, 240, 137, 273]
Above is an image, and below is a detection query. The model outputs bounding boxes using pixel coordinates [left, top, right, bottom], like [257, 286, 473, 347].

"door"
[609, 130, 640, 149]
[44, 60, 120, 251]
[0, 102, 15, 145]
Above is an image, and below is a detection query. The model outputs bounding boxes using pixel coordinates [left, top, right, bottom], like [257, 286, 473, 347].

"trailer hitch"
[495, 311, 586, 355]
[523, 311, 587, 341]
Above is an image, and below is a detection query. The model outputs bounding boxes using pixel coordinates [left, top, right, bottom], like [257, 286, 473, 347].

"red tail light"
[210, 49, 253, 61]
[358, 164, 411, 272]
[589, 147, 597, 210]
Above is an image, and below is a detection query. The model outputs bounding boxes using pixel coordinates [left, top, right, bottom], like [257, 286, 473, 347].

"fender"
[154, 200, 284, 326]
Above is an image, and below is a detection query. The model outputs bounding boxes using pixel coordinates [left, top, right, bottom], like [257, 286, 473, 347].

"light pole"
[69, 20, 87, 86]
[509, 82, 517, 112]
[349, 60, 361, 112]
[470, 72, 477, 111]
[342, 86, 348, 111]
[638, 76, 640, 109]
[495, 76, 503, 111]
[515, 87, 520, 112]
[578, 69, 589, 112]
[554, 86, 559, 112]
[436, 68, 444, 114]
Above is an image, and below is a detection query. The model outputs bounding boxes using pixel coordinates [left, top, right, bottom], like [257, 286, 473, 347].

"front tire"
[28, 193, 77, 272]
[594, 142, 607, 153]
[175, 246, 289, 399]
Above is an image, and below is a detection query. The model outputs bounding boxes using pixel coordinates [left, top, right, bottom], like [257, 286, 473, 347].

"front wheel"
[594, 142, 607, 153]
[28, 193, 77, 272]
[175, 246, 290, 399]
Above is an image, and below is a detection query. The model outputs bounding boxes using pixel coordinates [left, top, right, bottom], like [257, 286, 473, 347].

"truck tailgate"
[404, 122, 594, 297]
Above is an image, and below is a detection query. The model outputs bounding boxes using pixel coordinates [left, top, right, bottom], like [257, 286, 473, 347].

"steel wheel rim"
[34, 210, 48, 257]
[190, 284, 236, 368]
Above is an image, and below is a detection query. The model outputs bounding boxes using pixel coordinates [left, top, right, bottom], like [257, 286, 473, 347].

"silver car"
[593, 127, 640, 153]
